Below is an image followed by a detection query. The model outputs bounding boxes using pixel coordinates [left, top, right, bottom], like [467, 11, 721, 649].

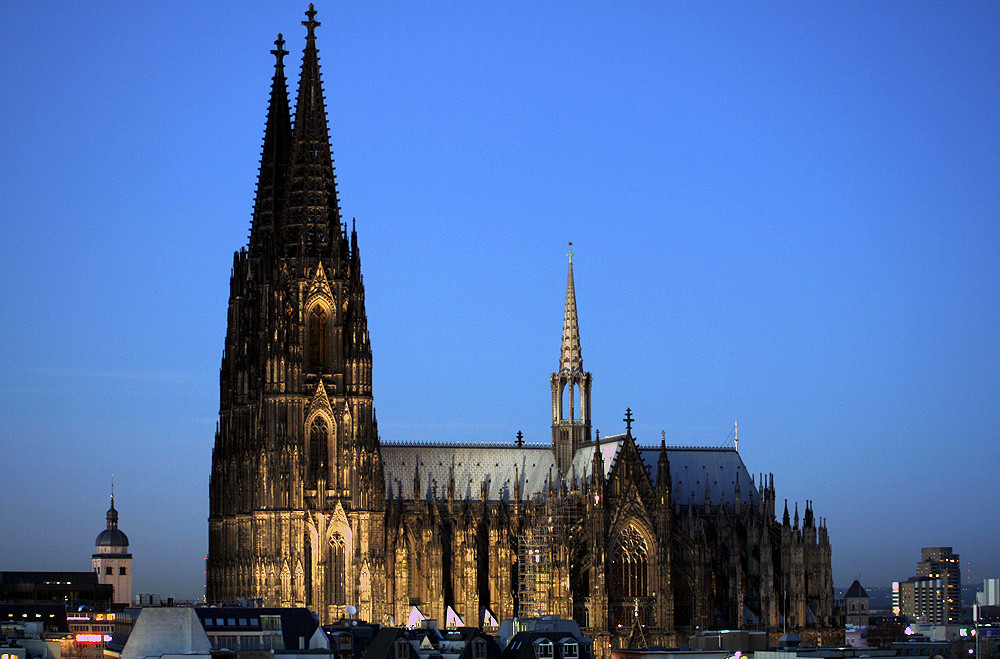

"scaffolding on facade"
[517, 493, 571, 618]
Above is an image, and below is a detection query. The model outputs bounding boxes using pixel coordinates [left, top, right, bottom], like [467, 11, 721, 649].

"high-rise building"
[916, 547, 961, 623]
[977, 578, 999, 607]
[894, 577, 946, 625]
[206, 6, 836, 650]
[92, 494, 132, 605]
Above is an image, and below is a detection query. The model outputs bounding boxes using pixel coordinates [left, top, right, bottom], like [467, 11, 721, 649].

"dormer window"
[563, 642, 578, 659]
[394, 639, 410, 659]
[534, 640, 554, 659]
[473, 639, 487, 659]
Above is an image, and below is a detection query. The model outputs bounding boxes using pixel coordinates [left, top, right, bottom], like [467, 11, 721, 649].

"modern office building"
[915, 548, 960, 623]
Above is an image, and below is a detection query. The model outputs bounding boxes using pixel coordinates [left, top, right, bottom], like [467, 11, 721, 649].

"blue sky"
[1, 2, 997, 601]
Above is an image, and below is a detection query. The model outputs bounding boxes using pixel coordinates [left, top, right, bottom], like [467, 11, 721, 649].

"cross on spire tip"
[271, 33, 288, 67]
[303, 4, 320, 40]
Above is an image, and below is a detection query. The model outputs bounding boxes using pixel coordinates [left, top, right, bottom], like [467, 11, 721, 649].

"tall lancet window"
[330, 534, 346, 605]
[309, 307, 328, 371]
[610, 526, 649, 598]
[309, 417, 329, 487]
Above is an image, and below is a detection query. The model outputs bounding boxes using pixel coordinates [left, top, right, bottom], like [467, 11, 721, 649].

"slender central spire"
[559, 242, 582, 374]
[551, 244, 592, 475]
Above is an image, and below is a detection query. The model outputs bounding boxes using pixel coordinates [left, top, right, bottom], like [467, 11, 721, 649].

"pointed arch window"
[330, 534, 346, 605]
[309, 307, 328, 371]
[309, 417, 329, 487]
[610, 526, 648, 599]
[304, 535, 313, 606]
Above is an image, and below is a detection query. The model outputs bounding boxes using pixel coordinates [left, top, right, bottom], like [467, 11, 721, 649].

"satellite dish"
[346, 605, 357, 616]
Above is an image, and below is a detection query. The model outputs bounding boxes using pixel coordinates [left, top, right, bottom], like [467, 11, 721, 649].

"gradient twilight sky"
[1, 1, 998, 602]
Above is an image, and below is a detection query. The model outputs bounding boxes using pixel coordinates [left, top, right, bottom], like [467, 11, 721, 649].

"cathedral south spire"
[283, 3, 342, 258]
[551, 243, 592, 475]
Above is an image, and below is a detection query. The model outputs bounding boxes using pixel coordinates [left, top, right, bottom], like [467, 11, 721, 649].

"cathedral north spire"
[249, 33, 292, 257]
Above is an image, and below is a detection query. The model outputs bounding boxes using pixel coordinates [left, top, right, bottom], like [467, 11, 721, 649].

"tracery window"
[610, 526, 648, 599]
[330, 534, 346, 605]
[309, 417, 328, 487]
[309, 307, 328, 370]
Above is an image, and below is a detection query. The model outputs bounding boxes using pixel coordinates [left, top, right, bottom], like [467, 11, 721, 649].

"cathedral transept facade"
[208, 7, 836, 651]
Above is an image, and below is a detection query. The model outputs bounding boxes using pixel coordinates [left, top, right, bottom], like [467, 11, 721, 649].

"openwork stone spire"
[283, 3, 342, 257]
[249, 34, 292, 257]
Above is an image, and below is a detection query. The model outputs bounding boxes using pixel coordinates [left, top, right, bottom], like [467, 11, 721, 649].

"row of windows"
[95, 566, 127, 575]
[207, 634, 282, 650]
[204, 617, 260, 627]
[394, 639, 489, 659]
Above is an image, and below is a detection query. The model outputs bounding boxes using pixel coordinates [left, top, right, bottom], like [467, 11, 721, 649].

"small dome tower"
[92, 488, 132, 605]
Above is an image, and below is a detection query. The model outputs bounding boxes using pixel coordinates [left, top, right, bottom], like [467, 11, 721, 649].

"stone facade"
[207, 6, 837, 651]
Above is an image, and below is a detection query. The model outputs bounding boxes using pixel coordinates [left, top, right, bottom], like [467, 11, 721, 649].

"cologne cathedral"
[208, 6, 836, 651]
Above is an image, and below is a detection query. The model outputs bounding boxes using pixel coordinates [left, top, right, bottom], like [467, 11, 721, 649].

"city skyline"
[1, 2, 998, 601]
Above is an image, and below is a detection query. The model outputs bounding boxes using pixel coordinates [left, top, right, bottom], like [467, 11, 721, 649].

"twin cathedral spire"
[249, 4, 343, 261]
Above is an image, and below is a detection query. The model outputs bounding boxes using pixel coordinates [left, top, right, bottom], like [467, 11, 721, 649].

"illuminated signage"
[74, 634, 112, 643]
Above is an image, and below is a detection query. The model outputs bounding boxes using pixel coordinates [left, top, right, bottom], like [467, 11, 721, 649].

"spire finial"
[624, 408, 634, 434]
[567, 241, 574, 264]
[271, 33, 288, 68]
[303, 4, 320, 41]
[661, 429, 666, 447]
[734, 420, 738, 451]
[515, 430, 524, 447]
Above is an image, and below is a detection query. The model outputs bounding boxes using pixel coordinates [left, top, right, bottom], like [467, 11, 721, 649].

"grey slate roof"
[845, 579, 868, 599]
[382, 444, 559, 502]
[638, 445, 760, 508]
[383, 435, 759, 508]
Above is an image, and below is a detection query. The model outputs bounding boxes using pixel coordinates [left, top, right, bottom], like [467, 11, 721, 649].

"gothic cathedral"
[208, 6, 836, 651]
